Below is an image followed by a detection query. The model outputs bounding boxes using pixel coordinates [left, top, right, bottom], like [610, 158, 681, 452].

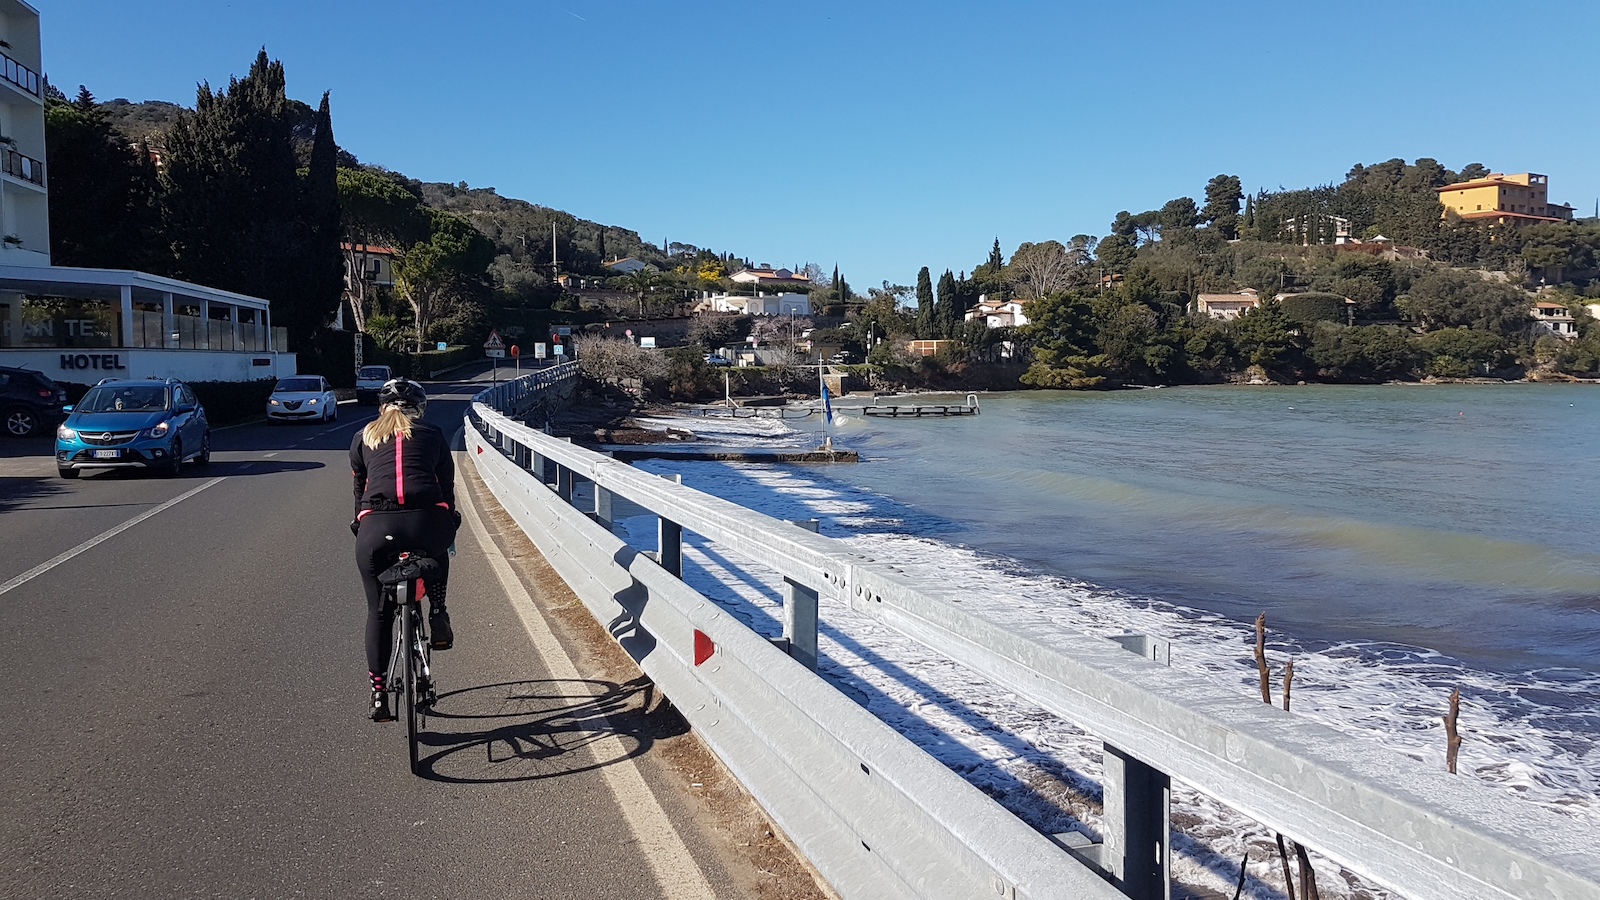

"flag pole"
[819, 355, 834, 452]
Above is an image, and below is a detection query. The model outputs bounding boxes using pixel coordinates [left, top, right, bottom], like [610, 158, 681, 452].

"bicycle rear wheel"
[403, 602, 421, 775]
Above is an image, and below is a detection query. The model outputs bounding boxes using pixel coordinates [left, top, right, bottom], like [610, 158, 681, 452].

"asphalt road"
[0, 365, 741, 899]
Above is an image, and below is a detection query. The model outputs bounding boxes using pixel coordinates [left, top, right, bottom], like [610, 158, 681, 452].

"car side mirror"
[176, 403, 195, 413]
[62, 404, 74, 413]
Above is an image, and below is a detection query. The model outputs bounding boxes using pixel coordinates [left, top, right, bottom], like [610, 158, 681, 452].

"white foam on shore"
[614, 424, 1598, 899]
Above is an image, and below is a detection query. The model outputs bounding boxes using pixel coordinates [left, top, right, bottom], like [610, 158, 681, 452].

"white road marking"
[264, 452, 279, 458]
[0, 477, 226, 598]
[456, 463, 716, 900]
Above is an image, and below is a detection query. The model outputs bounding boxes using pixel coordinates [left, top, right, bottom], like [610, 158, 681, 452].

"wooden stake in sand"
[1445, 688, 1463, 774]
[1275, 834, 1298, 900]
[1294, 842, 1321, 900]
[1254, 612, 1272, 705]
[1283, 659, 1295, 712]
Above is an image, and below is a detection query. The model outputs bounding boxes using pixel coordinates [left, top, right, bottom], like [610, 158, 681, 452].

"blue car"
[55, 378, 210, 479]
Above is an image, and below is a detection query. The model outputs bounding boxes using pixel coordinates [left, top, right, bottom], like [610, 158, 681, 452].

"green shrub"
[1279, 292, 1350, 324]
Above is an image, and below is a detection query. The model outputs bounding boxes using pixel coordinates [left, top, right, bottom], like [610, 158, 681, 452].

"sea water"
[619, 385, 1600, 898]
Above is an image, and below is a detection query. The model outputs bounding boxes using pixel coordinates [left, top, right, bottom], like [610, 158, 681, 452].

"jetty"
[860, 393, 980, 417]
[601, 446, 858, 463]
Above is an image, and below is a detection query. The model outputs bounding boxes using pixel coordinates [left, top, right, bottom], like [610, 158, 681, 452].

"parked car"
[55, 378, 209, 478]
[267, 375, 339, 424]
[704, 354, 732, 367]
[1, 364, 68, 437]
[355, 365, 392, 404]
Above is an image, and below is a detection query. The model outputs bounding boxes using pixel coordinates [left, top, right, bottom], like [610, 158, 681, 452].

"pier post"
[658, 474, 683, 578]
[1102, 744, 1171, 900]
[783, 519, 821, 670]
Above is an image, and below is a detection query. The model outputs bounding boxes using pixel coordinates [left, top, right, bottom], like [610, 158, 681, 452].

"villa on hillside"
[964, 296, 1031, 328]
[730, 265, 810, 288]
[1436, 173, 1576, 228]
[693, 291, 811, 317]
[1531, 302, 1577, 339]
[603, 257, 650, 274]
[1194, 289, 1261, 320]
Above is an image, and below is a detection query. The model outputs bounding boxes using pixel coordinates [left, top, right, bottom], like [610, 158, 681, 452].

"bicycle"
[377, 551, 439, 775]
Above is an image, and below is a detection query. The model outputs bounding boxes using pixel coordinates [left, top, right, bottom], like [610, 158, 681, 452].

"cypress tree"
[914, 266, 934, 337]
[935, 269, 958, 338]
[44, 86, 160, 269]
[987, 238, 1004, 272]
[299, 91, 344, 340]
[161, 51, 338, 349]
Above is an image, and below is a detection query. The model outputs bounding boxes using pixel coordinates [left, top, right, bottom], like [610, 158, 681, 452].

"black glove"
[350, 518, 361, 536]
[451, 509, 462, 529]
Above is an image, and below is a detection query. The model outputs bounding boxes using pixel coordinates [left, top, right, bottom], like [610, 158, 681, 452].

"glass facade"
[0, 296, 120, 348]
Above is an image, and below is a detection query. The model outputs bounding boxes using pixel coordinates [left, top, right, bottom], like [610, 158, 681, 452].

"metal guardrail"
[468, 368, 1600, 900]
[467, 367, 1123, 900]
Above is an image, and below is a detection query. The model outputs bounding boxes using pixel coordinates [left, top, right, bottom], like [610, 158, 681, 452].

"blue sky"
[43, 1, 1600, 290]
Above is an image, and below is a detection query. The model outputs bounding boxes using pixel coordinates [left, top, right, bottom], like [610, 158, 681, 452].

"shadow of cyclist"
[409, 676, 688, 784]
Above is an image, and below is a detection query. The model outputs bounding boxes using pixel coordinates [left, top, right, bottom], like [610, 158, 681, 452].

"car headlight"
[308, 398, 318, 405]
[270, 399, 280, 406]
[58, 424, 76, 441]
[145, 421, 171, 438]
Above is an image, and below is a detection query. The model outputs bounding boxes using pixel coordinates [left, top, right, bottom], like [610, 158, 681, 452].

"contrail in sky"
[566, 10, 586, 20]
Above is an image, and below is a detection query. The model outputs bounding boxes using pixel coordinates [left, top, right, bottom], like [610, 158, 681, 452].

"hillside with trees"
[43, 59, 1600, 394]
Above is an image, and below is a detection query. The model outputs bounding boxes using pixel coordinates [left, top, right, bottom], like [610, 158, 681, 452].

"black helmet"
[378, 378, 427, 417]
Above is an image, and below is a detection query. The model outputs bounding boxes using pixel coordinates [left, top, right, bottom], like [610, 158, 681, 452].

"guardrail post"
[555, 464, 574, 504]
[783, 518, 821, 670]
[1102, 744, 1170, 900]
[595, 484, 614, 531]
[658, 474, 683, 577]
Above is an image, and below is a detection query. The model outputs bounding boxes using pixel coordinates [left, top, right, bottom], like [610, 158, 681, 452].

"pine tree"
[987, 238, 1004, 272]
[914, 266, 934, 338]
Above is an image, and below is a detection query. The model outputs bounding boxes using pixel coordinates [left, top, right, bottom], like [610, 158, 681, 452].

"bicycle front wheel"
[403, 604, 421, 775]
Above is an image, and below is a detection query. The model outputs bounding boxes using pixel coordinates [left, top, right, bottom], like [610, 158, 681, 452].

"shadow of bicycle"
[412, 675, 687, 784]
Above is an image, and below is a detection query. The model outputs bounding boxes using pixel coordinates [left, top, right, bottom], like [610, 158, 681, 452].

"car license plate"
[93, 450, 119, 459]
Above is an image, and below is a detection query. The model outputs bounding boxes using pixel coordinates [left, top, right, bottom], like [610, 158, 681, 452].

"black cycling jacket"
[351, 421, 456, 517]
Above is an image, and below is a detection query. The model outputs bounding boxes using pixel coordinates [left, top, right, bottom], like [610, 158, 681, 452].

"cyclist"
[350, 378, 460, 722]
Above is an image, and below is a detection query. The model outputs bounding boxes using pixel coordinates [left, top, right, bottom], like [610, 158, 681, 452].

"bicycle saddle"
[378, 553, 440, 586]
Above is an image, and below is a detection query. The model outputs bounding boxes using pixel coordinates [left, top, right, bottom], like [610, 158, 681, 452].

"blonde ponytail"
[362, 405, 416, 449]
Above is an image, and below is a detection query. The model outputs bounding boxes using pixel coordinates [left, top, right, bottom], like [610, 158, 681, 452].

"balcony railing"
[0, 51, 40, 97]
[0, 148, 43, 186]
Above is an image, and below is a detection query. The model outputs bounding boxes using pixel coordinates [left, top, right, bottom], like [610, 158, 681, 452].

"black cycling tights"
[355, 507, 455, 674]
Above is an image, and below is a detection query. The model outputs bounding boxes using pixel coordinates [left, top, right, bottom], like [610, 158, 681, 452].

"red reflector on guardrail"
[476, 446, 483, 454]
[694, 629, 715, 666]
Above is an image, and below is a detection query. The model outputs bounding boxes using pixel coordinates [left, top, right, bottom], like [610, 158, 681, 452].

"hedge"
[367, 344, 476, 379]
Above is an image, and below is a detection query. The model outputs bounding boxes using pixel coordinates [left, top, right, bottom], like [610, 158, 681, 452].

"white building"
[695, 291, 811, 316]
[0, 4, 296, 382]
[1195, 289, 1261, 320]
[1531, 302, 1577, 339]
[603, 257, 648, 274]
[730, 265, 810, 289]
[0, 0, 49, 267]
[964, 296, 1030, 328]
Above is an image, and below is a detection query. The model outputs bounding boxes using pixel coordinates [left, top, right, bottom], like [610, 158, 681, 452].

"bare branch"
[1254, 612, 1272, 705]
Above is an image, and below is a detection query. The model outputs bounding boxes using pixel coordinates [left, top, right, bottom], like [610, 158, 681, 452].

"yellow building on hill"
[1435, 173, 1575, 227]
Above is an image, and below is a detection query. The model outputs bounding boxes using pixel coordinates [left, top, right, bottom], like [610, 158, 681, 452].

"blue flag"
[822, 382, 834, 425]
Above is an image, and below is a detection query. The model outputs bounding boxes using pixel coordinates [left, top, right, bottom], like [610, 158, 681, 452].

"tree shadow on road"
[412, 675, 688, 784]
[0, 474, 66, 514]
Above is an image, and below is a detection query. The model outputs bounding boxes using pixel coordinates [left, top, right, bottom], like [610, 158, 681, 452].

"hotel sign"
[59, 353, 128, 371]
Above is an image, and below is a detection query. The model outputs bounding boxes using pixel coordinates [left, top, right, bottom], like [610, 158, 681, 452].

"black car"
[0, 365, 69, 437]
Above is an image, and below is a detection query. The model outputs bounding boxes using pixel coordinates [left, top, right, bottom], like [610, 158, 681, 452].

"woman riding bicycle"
[351, 378, 460, 722]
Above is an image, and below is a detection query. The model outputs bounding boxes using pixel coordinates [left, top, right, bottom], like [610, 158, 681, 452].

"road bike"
[377, 551, 438, 775]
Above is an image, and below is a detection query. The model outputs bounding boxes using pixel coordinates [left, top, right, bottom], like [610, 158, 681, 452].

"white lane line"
[456, 463, 716, 900]
[264, 452, 279, 458]
[0, 477, 227, 598]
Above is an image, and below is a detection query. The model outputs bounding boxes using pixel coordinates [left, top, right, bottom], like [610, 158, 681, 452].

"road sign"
[484, 329, 505, 358]
[553, 344, 566, 356]
[535, 343, 547, 359]
[510, 344, 520, 358]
